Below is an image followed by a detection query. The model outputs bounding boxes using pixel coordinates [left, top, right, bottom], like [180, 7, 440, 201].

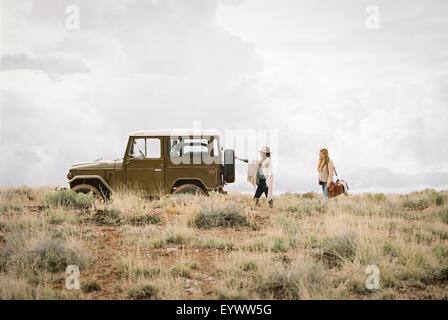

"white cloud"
[1, 0, 448, 194]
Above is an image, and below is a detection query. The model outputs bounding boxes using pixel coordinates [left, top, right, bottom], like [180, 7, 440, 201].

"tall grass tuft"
[193, 196, 249, 229]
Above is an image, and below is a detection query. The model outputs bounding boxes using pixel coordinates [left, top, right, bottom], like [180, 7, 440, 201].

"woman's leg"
[322, 182, 329, 198]
[254, 183, 264, 205]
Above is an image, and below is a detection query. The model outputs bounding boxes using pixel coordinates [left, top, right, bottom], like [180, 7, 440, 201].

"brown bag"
[328, 179, 349, 198]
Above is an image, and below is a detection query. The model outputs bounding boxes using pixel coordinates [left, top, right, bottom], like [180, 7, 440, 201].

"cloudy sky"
[1, 0, 447, 194]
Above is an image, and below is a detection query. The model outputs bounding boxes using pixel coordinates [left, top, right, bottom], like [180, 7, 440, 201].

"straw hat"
[259, 146, 271, 153]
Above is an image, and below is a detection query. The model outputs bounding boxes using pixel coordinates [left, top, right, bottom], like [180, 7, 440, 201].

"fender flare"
[172, 178, 208, 192]
[68, 175, 113, 195]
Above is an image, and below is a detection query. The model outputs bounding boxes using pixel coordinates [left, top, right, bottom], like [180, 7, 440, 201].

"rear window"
[168, 136, 221, 164]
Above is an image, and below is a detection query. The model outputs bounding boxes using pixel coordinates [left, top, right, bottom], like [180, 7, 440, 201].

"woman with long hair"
[317, 148, 335, 198]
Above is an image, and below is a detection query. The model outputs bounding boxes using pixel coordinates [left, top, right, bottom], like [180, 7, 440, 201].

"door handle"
[154, 169, 162, 172]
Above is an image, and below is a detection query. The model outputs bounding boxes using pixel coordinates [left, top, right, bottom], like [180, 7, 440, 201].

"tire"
[172, 184, 205, 196]
[223, 149, 235, 183]
[72, 184, 103, 199]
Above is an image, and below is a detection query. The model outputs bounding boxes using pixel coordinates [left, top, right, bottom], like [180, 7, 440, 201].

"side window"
[147, 138, 161, 158]
[129, 138, 160, 159]
[169, 138, 183, 158]
[168, 137, 212, 162]
[129, 138, 146, 158]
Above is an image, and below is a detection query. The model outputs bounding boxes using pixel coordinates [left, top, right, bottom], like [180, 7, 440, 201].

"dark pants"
[254, 179, 269, 199]
[254, 179, 273, 206]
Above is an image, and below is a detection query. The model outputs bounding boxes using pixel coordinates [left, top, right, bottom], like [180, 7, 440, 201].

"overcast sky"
[1, 0, 447, 194]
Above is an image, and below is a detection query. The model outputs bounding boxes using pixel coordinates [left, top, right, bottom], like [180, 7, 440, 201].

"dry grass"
[0, 187, 447, 299]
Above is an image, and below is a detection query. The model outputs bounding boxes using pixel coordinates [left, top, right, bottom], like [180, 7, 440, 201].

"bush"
[438, 207, 448, 224]
[302, 192, 316, 199]
[193, 199, 249, 229]
[81, 279, 101, 293]
[256, 260, 327, 299]
[403, 197, 429, 211]
[429, 192, 446, 207]
[366, 193, 386, 202]
[321, 233, 358, 268]
[30, 236, 89, 273]
[92, 209, 122, 226]
[126, 214, 161, 226]
[128, 284, 159, 299]
[45, 190, 93, 209]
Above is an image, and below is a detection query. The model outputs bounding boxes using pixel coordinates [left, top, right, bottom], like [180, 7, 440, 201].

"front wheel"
[172, 184, 206, 196]
[72, 184, 103, 200]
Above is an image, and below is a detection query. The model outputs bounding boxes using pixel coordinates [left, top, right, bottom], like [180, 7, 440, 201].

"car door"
[125, 136, 164, 195]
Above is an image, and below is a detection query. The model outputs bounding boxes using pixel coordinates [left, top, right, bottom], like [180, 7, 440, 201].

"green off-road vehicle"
[66, 129, 235, 199]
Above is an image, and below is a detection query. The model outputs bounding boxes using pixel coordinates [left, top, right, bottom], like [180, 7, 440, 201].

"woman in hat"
[317, 148, 335, 198]
[235, 146, 274, 208]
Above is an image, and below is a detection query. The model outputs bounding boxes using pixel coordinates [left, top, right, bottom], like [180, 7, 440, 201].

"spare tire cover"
[223, 149, 235, 183]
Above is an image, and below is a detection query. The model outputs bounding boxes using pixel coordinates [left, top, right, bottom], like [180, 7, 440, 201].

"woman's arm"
[234, 155, 249, 163]
[328, 160, 335, 183]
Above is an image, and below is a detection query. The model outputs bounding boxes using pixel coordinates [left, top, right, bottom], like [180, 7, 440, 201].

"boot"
[254, 198, 260, 206]
[269, 199, 274, 208]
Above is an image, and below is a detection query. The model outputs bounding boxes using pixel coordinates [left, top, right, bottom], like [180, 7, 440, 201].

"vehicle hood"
[70, 159, 123, 170]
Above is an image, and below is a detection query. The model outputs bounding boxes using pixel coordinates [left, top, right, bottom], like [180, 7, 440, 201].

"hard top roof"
[129, 129, 221, 137]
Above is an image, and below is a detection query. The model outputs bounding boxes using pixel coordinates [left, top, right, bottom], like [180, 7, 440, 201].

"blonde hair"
[317, 148, 330, 172]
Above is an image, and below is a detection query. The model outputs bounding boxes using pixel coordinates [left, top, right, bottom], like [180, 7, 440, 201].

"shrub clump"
[92, 209, 122, 226]
[320, 233, 358, 268]
[193, 199, 249, 229]
[45, 190, 93, 210]
[366, 193, 386, 202]
[128, 284, 159, 299]
[256, 260, 327, 299]
[81, 279, 101, 293]
[438, 207, 448, 224]
[126, 214, 161, 226]
[29, 236, 89, 273]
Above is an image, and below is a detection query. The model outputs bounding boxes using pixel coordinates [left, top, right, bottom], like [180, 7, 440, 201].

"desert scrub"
[366, 193, 386, 202]
[125, 213, 161, 226]
[171, 263, 191, 278]
[246, 237, 296, 252]
[0, 188, 28, 213]
[47, 207, 78, 225]
[320, 232, 358, 268]
[90, 208, 122, 226]
[192, 196, 249, 229]
[45, 189, 93, 210]
[277, 197, 327, 216]
[119, 253, 161, 280]
[402, 190, 447, 211]
[150, 231, 198, 248]
[81, 278, 101, 293]
[128, 284, 159, 299]
[29, 236, 89, 273]
[149, 231, 234, 250]
[273, 215, 301, 235]
[256, 258, 327, 299]
[0, 275, 77, 300]
[436, 206, 448, 224]
[4, 233, 90, 274]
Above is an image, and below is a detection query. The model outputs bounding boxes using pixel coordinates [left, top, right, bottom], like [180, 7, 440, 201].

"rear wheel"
[72, 184, 103, 199]
[172, 184, 205, 196]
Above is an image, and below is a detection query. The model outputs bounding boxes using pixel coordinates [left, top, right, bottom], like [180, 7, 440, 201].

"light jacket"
[247, 157, 274, 201]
